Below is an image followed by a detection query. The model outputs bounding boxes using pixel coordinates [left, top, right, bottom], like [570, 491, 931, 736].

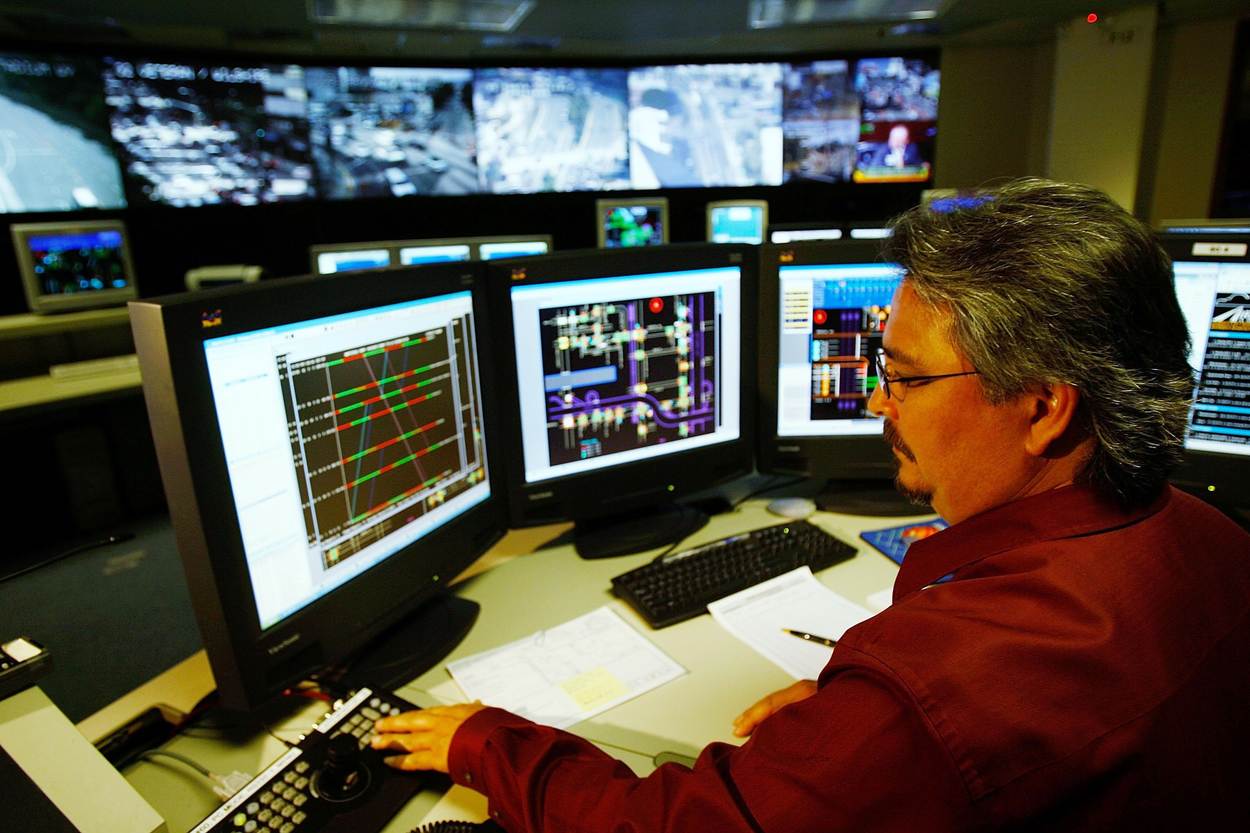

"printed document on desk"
[708, 567, 875, 680]
[447, 606, 686, 729]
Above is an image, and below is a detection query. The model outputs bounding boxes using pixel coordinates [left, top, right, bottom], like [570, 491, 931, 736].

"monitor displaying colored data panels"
[11, 220, 137, 313]
[708, 202, 768, 244]
[597, 199, 668, 248]
[307, 66, 478, 199]
[315, 248, 393, 274]
[101, 59, 315, 206]
[775, 261, 905, 437]
[1173, 259, 1250, 457]
[201, 290, 490, 630]
[478, 239, 550, 260]
[0, 52, 126, 213]
[510, 266, 743, 484]
[475, 68, 630, 194]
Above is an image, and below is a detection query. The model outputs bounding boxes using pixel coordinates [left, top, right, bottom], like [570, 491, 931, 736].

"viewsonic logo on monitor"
[201, 309, 223, 328]
[511, 267, 527, 281]
[266, 632, 301, 656]
[779, 250, 795, 263]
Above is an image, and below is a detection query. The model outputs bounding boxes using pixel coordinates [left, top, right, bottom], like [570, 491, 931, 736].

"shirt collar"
[893, 484, 1171, 602]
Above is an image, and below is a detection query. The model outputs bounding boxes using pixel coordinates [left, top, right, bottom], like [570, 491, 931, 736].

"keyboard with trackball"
[611, 520, 858, 628]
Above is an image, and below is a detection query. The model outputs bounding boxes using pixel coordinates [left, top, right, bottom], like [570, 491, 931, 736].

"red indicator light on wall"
[1087, 12, 1099, 23]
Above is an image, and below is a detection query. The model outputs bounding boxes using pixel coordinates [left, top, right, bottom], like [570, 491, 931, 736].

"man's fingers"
[383, 751, 441, 771]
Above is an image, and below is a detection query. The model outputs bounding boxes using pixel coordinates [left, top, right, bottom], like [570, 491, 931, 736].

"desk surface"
[113, 496, 923, 832]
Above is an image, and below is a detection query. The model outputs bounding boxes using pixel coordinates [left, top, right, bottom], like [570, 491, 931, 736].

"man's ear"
[1023, 382, 1082, 458]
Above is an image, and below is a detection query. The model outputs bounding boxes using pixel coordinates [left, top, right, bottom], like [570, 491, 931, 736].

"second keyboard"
[611, 521, 857, 628]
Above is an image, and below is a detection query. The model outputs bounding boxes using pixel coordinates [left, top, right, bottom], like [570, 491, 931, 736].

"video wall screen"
[3, 51, 938, 213]
[0, 52, 126, 213]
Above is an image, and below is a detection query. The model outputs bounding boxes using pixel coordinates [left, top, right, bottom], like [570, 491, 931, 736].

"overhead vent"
[309, 0, 535, 32]
[749, 0, 943, 29]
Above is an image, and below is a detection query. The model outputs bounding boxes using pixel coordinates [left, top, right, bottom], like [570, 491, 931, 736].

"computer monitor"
[1159, 228, 1250, 508]
[847, 222, 893, 240]
[757, 240, 918, 515]
[129, 263, 507, 711]
[596, 198, 669, 248]
[398, 243, 473, 265]
[476, 236, 553, 261]
[490, 244, 756, 558]
[768, 223, 844, 244]
[707, 200, 769, 245]
[310, 244, 394, 275]
[10, 220, 138, 314]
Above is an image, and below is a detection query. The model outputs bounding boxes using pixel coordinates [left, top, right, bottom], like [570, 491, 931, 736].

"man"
[867, 123, 923, 170]
[373, 179, 1250, 830]
[631, 87, 701, 189]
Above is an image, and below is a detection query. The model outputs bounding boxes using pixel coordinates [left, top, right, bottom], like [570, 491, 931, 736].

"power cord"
[136, 749, 253, 801]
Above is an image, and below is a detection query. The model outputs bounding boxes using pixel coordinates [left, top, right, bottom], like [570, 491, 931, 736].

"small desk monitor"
[129, 263, 507, 710]
[1159, 227, 1250, 508]
[769, 225, 844, 244]
[477, 237, 552, 260]
[757, 240, 916, 515]
[10, 220, 138, 314]
[311, 245, 393, 275]
[597, 198, 669, 248]
[847, 223, 893, 240]
[490, 243, 755, 558]
[398, 243, 473, 265]
[707, 200, 769, 245]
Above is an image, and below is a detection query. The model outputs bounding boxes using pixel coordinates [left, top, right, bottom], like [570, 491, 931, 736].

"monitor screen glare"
[202, 291, 491, 630]
[317, 249, 392, 274]
[775, 261, 905, 437]
[710, 204, 767, 244]
[1173, 258, 1250, 458]
[23, 228, 132, 296]
[511, 266, 742, 484]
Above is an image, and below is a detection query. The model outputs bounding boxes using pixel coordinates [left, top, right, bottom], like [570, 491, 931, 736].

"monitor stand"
[574, 503, 709, 559]
[815, 479, 933, 517]
[336, 593, 480, 692]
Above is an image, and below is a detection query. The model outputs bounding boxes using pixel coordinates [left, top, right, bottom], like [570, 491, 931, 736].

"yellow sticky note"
[560, 667, 629, 712]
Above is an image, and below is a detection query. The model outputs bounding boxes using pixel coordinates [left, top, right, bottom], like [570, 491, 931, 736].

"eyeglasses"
[873, 349, 980, 402]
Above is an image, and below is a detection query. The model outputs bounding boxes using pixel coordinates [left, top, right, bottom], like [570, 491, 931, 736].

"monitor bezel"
[1157, 228, 1250, 506]
[756, 239, 900, 480]
[487, 243, 757, 528]
[10, 219, 139, 314]
[595, 197, 671, 248]
[706, 199, 770, 245]
[129, 263, 508, 710]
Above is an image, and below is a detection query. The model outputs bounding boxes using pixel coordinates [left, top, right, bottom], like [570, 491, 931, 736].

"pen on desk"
[783, 628, 838, 648]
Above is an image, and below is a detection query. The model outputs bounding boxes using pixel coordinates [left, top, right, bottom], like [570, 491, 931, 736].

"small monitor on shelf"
[310, 244, 393, 275]
[1158, 227, 1250, 509]
[397, 243, 473, 265]
[596, 198, 669, 248]
[768, 223, 844, 244]
[490, 243, 755, 558]
[476, 236, 553, 261]
[847, 222, 893, 240]
[129, 262, 507, 711]
[757, 239, 917, 515]
[10, 219, 138, 314]
[707, 200, 769, 245]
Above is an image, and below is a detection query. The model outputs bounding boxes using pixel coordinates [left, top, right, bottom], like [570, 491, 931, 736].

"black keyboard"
[189, 687, 433, 833]
[611, 521, 857, 628]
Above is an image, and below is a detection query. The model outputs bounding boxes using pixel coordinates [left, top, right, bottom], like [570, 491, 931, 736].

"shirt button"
[463, 772, 473, 784]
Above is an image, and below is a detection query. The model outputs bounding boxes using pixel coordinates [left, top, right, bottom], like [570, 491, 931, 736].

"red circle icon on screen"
[813, 309, 828, 325]
[649, 297, 664, 314]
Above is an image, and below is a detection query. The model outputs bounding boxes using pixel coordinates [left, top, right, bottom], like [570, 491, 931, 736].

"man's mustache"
[882, 420, 916, 463]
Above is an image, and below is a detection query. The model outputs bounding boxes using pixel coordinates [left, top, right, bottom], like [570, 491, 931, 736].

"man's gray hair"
[884, 178, 1194, 506]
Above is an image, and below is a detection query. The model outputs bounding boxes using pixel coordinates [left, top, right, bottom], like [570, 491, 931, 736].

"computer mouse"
[765, 497, 817, 520]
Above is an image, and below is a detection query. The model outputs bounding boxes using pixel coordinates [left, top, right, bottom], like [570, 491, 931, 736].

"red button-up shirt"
[448, 485, 1250, 831]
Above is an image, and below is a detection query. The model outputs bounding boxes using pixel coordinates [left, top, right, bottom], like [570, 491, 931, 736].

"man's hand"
[731, 680, 818, 738]
[370, 703, 487, 772]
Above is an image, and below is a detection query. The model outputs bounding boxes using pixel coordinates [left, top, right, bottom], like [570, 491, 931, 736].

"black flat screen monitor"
[768, 223, 844, 244]
[1159, 228, 1250, 508]
[757, 240, 919, 515]
[310, 244, 395, 275]
[129, 263, 506, 710]
[596, 198, 669, 248]
[490, 244, 756, 558]
[11, 220, 138, 314]
[707, 200, 768, 244]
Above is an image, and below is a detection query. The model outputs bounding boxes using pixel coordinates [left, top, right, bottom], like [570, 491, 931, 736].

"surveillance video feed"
[855, 57, 940, 122]
[0, 52, 126, 212]
[101, 59, 315, 207]
[307, 66, 479, 199]
[781, 60, 861, 184]
[474, 68, 630, 193]
[628, 63, 783, 189]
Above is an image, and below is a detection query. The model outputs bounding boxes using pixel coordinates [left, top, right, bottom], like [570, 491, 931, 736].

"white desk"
[112, 498, 921, 832]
